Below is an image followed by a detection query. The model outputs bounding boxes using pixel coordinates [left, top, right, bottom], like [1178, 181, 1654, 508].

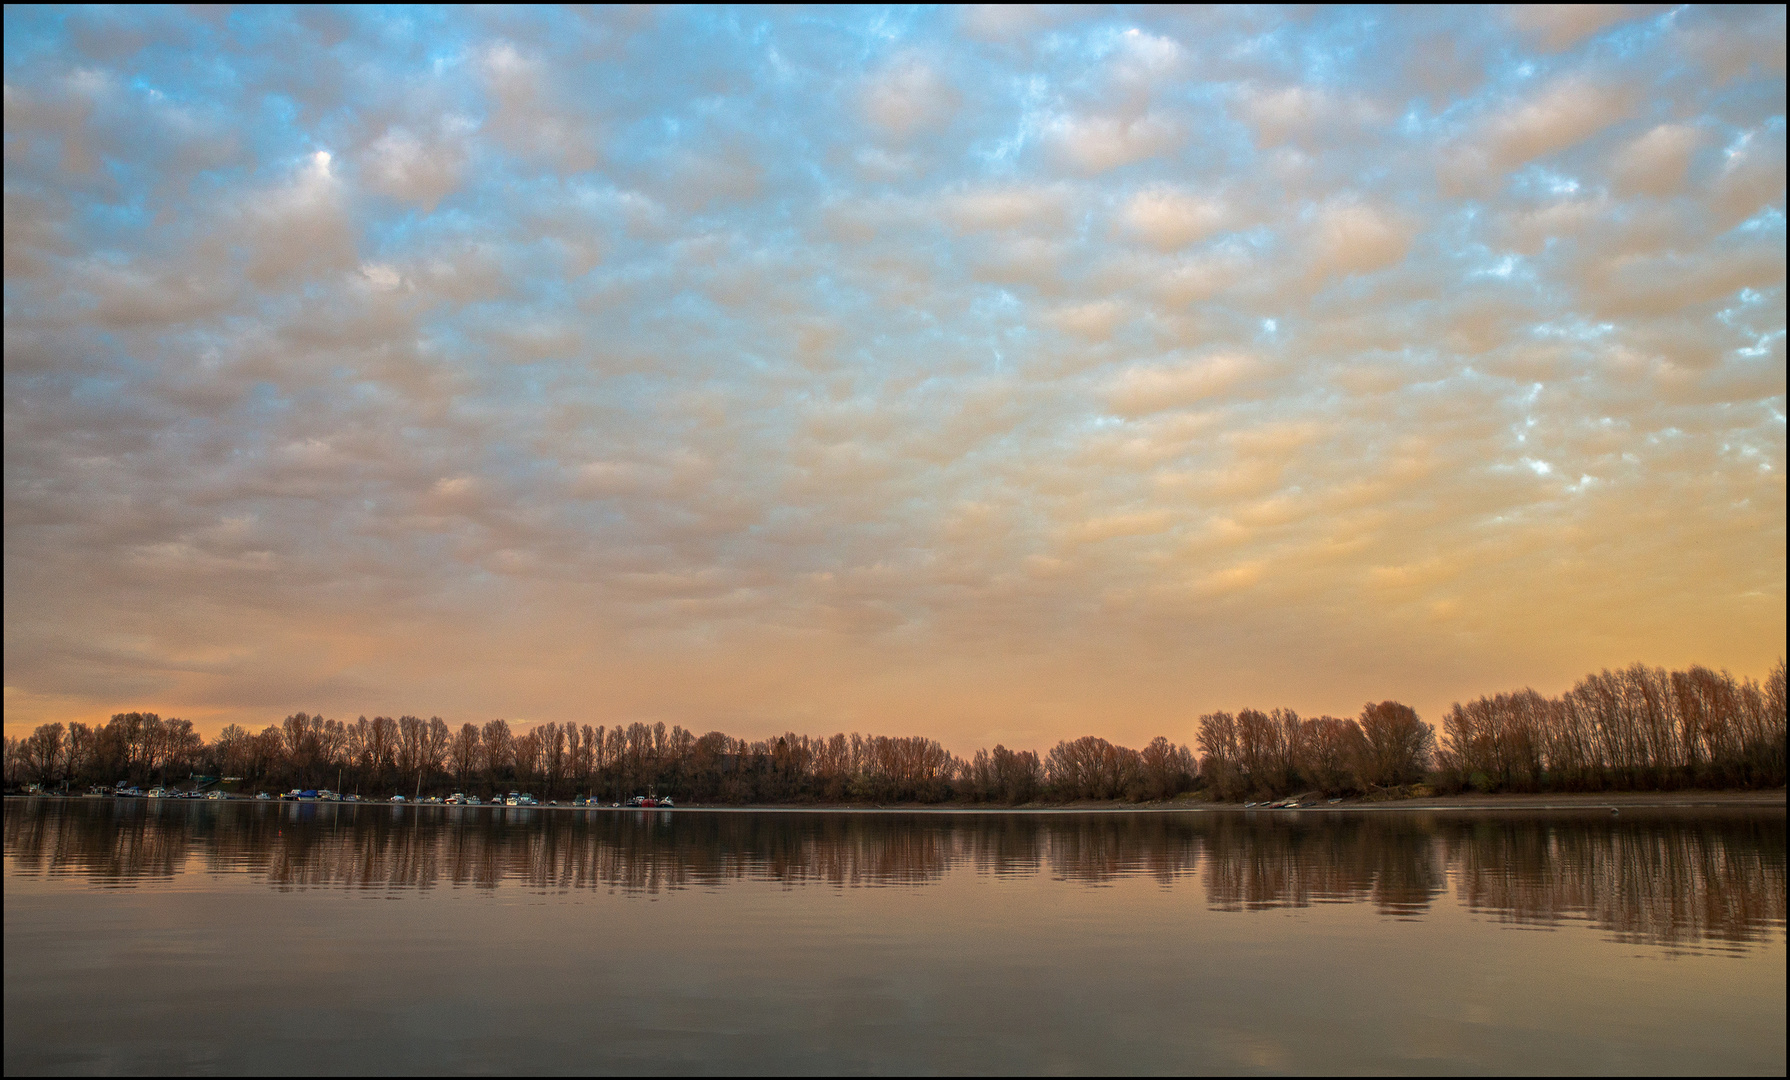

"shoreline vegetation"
[5, 659, 1783, 807]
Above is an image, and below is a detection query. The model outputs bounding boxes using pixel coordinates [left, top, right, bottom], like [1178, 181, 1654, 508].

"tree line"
[1432, 661, 1786, 793]
[1194, 661, 1785, 800]
[4, 659, 1782, 803]
[1195, 700, 1437, 801]
[0, 712, 1193, 805]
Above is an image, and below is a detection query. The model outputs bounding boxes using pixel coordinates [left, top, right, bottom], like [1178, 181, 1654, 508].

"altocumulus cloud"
[3, 6, 1783, 750]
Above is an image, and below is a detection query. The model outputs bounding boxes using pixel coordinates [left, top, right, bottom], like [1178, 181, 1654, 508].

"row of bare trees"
[1434, 661, 1786, 792]
[1196, 701, 1436, 801]
[1038, 736, 1199, 802]
[7, 713, 204, 793]
[5, 660, 1780, 802]
[1, 712, 1192, 805]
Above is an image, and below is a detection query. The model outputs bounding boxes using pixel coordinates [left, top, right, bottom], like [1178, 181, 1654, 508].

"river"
[4, 798, 1784, 1074]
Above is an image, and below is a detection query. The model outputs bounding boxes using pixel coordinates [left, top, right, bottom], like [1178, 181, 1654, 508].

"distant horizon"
[5, 7, 1784, 753]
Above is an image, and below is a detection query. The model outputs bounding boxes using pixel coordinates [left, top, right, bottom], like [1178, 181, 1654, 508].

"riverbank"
[1314, 787, 1787, 811]
[679, 789, 1787, 812]
[8, 788, 1782, 812]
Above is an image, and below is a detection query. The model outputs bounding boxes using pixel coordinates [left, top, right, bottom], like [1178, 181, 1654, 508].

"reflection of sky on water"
[5, 800, 1783, 951]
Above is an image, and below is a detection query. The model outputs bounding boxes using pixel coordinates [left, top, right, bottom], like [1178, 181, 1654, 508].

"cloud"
[957, 5, 1069, 44]
[1121, 187, 1229, 249]
[945, 184, 1069, 232]
[861, 53, 960, 140]
[1710, 127, 1788, 229]
[1306, 202, 1411, 284]
[1439, 77, 1639, 194]
[362, 122, 473, 210]
[1609, 124, 1701, 197]
[477, 40, 601, 171]
[2, 6, 1782, 752]
[1047, 299, 1129, 340]
[1485, 78, 1636, 171]
[1239, 85, 1328, 148]
[1046, 111, 1182, 173]
[238, 151, 359, 287]
[1063, 509, 1175, 545]
[1236, 85, 1386, 150]
[1106, 354, 1258, 416]
[1673, 5, 1787, 84]
[1503, 5, 1660, 52]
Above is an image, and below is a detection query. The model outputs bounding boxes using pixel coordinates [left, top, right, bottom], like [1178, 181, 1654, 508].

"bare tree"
[23, 723, 65, 785]
[542, 723, 567, 798]
[1197, 711, 1243, 801]
[450, 723, 482, 791]
[482, 720, 513, 790]
[1139, 737, 1196, 801]
[368, 716, 399, 788]
[424, 717, 450, 784]
[1302, 716, 1366, 795]
[1356, 701, 1432, 788]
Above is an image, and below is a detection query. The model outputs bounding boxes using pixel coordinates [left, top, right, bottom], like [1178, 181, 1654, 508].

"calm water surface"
[5, 799, 1784, 1075]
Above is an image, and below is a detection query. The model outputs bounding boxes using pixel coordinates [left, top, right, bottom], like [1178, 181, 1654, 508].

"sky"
[3, 5, 1785, 752]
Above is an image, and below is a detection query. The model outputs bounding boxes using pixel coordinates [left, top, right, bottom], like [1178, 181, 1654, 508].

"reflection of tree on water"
[1446, 811, 1788, 949]
[1199, 815, 1444, 915]
[5, 801, 1784, 949]
[1042, 815, 1200, 884]
[966, 814, 1046, 878]
[3, 798, 223, 883]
